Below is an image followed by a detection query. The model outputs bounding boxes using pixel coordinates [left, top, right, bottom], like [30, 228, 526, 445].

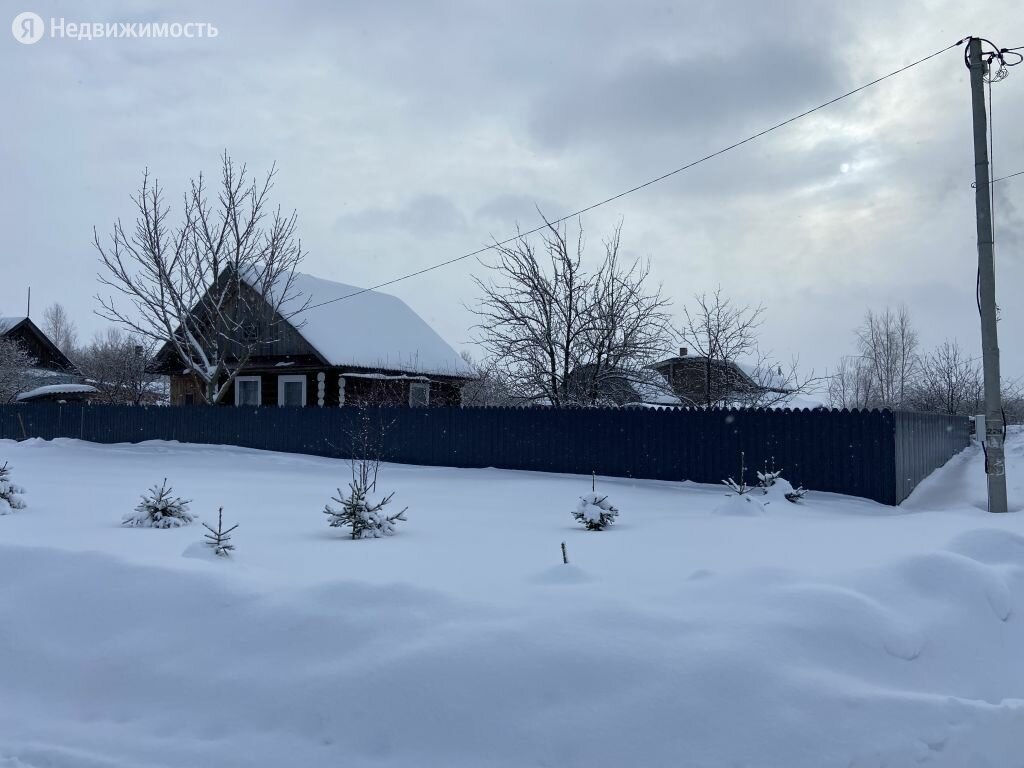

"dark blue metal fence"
[0, 404, 970, 505]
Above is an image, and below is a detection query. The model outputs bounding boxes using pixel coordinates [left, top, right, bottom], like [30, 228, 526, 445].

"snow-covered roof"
[15, 384, 98, 402]
[251, 272, 473, 377]
[630, 370, 682, 406]
[733, 360, 790, 391]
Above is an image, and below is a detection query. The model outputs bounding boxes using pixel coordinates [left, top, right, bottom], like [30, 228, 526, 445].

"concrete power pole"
[967, 36, 1008, 513]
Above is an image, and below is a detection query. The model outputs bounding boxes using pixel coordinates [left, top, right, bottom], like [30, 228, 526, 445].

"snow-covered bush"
[0, 462, 27, 514]
[757, 466, 783, 492]
[122, 479, 193, 528]
[202, 507, 238, 556]
[758, 460, 807, 504]
[572, 492, 619, 530]
[324, 463, 407, 539]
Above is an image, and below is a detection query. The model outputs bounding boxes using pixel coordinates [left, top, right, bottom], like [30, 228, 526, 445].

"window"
[409, 381, 430, 407]
[278, 375, 307, 407]
[235, 376, 262, 407]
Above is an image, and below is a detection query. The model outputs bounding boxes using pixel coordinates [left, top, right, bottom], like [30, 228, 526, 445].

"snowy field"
[2, 432, 1024, 768]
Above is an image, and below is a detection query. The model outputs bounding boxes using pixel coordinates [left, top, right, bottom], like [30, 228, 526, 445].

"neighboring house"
[153, 272, 475, 407]
[566, 364, 682, 407]
[651, 347, 791, 406]
[1, 316, 97, 402]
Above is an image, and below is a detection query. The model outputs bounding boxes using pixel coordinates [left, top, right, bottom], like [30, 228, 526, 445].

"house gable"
[0, 317, 77, 373]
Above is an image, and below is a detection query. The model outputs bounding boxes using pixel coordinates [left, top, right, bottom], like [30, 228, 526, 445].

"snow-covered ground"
[1, 431, 1023, 767]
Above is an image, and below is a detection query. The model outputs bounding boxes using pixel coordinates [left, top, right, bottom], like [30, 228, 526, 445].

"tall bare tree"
[94, 152, 306, 404]
[855, 306, 919, 409]
[42, 303, 78, 357]
[76, 328, 163, 405]
[827, 355, 876, 409]
[471, 216, 671, 406]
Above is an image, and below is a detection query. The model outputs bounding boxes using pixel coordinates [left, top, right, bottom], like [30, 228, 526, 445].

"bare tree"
[677, 288, 765, 407]
[732, 351, 819, 408]
[42, 303, 78, 357]
[76, 328, 163, 405]
[827, 355, 875, 409]
[94, 152, 306, 405]
[0, 338, 36, 403]
[458, 351, 517, 406]
[471, 216, 671, 406]
[855, 306, 919, 409]
[908, 339, 982, 416]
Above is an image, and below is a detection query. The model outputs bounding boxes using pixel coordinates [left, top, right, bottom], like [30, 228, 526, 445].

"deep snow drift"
[1, 431, 1023, 767]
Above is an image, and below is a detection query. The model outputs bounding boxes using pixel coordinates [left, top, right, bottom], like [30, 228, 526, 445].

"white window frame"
[234, 375, 262, 407]
[409, 381, 430, 407]
[277, 374, 307, 408]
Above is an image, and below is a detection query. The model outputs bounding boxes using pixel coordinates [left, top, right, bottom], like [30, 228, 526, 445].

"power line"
[305, 37, 968, 314]
[990, 169, 1024, 184]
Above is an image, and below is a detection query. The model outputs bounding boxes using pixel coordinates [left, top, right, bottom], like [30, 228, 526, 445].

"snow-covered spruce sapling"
[203, 507, 238, 556]
[122, 478, 194, 528]
[0, 462, 27, 514]
[722, 451, 752, 495]
[324, 461, 407, 539]
[758, 457, 808, 503]
[784, 485, 808, 503]
[757, 457, 783, 493]
[572, 472, 619, 531]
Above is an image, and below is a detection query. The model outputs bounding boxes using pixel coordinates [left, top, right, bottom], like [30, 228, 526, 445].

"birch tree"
[42, 303, 78, 357]
[94, 152, 306, 404]
[855, 306, 919, 409]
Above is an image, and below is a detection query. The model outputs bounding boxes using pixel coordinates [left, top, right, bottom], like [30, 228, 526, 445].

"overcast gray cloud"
[1, 0, 1022, 381]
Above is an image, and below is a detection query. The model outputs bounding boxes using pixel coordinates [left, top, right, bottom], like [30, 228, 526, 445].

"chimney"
[679, 347, 687, 357]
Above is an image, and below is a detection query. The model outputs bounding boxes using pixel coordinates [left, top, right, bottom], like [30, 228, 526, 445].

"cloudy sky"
[2, 0, 1022, 381]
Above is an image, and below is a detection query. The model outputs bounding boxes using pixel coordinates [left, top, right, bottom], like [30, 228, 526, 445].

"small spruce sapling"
[784, 485, 808, 503]
[757, 457, 783, 493]
[572, 472, 620, 531]
[203, 507, 238, 556]
[722, 451, 752, 495]
[123, 478, 194, 528]
[0, 462, 27, 514]
[324, 461, 408, 539]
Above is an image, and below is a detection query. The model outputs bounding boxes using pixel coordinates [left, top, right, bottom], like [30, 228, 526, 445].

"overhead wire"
[302, 38, 969, 313]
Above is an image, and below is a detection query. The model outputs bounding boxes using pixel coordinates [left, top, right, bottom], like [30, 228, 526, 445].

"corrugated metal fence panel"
[0, 404, 969, 505]
[892, 411, 971, 503]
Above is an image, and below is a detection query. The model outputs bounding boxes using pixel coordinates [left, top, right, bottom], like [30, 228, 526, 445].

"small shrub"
[123, 478, 193, 528]
[0, 462, 26, 514]
[758, 459, 807, 503]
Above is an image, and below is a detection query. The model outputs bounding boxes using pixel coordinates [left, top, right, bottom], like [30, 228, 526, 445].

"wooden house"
[153, 272, 474, 407]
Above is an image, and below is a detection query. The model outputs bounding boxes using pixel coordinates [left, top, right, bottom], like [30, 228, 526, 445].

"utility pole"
[967, 36, 1008, 513]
